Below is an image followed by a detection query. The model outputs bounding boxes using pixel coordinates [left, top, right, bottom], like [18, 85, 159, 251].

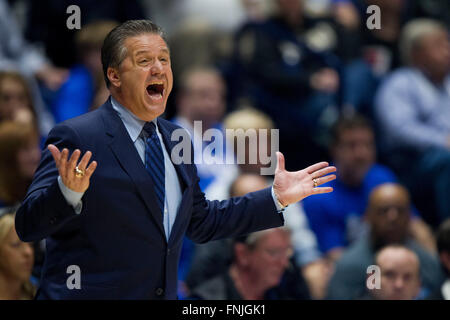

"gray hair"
[101, 20, 167, 87]
[239, 227, 291, 249]
[400, 18, 447, 66]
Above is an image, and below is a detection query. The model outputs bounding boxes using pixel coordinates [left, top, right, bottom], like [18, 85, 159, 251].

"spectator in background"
[203, 106, 272, 200]
[364, 245, 422, 300]
[186, 173, 312, 300]
[189, 227, 308, 300]
[327, 183, 443, 300]
[428, 219, 450, 300]
[51, 20, 118, 123]
[375, 19, 450, 226]
[0, 122, 41, 211]
[0, 0, 67, 90]
[231, 0, 341, 171]
[0, 71, 38, 127]
[172, 66, 234, 192]
[337, 0, 419, 117]
[0, 212, 35, 300]
[0, 0, 64, 135]
[303, 115, 435, 262]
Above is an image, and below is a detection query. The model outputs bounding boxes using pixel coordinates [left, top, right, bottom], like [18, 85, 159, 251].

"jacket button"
[155, 288, 164, 296]
[49, 217, 56, 225]
[167, 248, 171, 256]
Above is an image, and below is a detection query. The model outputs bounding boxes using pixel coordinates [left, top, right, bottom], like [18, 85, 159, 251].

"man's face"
[245, 230, 292, 290]
[332, 128, 375, 186]
[367, 185, 411, 244]
[372, 248, 421, 300]
[416, 30, 450, 79]
[109, 33, 173, 121]
[180, 71, 226, 126]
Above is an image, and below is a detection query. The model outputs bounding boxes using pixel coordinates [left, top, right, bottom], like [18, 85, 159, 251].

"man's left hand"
[273, 152, 336, 206]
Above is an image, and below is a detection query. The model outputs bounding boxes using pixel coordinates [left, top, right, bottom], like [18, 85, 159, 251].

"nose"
[387, 208, 399, 222]
[22, 242, 34, 258]
[394, 276, 404, 290]
[150, 59, 163, 75]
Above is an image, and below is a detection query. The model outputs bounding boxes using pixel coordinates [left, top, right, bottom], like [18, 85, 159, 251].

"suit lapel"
[157, 119, 196, 245]
[101, 101, 166, 240]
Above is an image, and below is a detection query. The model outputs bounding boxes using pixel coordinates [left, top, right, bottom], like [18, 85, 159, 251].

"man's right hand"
[48, 144, 97, 193]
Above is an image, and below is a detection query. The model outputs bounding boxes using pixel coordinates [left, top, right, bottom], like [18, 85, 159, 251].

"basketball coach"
[15, 20, 336, 299]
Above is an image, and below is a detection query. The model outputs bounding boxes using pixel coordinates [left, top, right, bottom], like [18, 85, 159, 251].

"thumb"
[276, 151, 285, 172]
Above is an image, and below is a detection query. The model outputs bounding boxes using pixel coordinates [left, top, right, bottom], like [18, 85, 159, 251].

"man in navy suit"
[15, 20, 336, 299]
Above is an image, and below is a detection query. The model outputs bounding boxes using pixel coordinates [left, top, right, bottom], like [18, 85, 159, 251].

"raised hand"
[273, 152, 336, 206]
[48, 144, 97, 193]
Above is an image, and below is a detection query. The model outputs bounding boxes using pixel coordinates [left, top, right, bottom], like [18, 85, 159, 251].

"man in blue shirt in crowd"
[303, 115, 435, 262]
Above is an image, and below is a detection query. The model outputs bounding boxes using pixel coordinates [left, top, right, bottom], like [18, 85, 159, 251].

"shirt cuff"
[57, 176, 84, 214]
[271, 186, 287, 213]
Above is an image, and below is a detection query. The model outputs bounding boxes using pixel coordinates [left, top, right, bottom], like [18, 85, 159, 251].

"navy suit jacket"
[15, 99, 284, 300]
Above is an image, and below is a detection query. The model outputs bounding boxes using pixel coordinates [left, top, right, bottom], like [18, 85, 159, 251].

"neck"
[282, 13, 303, 29]
[0, 273, 23, 300]
[229, 264, 267, 300]
[424, 70, 446, 86]
[338, 171, 361, 188]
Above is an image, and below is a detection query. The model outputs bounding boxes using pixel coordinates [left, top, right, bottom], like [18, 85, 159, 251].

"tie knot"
[143, 121, 157, 137]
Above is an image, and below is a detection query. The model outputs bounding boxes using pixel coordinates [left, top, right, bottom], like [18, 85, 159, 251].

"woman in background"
[0, 212, 35, 300]
[0, 121, 41, 210]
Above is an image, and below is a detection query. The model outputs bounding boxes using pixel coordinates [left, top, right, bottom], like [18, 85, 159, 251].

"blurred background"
[0, 0, 449, 300]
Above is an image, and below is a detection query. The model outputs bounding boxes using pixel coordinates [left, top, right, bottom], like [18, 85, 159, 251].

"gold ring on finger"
[313, 178, 318, 188]
[74, 166, 85, 178]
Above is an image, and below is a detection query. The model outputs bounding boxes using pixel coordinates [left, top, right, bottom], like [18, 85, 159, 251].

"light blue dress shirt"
[58, 97, 284, 239]
[59, 97, 183, 239]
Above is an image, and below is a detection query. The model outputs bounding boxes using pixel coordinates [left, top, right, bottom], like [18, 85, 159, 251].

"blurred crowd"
[0, 0, 449, 300]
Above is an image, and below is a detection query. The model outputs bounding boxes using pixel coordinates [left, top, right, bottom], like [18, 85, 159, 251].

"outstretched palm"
[273, 152, 336, 206]
[48, 144, 97, 193]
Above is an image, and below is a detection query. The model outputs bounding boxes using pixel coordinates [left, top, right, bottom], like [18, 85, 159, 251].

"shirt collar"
[110, 96, 158, 142]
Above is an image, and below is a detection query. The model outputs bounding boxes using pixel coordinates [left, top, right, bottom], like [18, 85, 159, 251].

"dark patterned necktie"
[143, 122, 165, 215]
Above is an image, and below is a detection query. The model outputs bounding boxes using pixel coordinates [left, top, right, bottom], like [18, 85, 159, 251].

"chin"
[140, 103, 165, 120]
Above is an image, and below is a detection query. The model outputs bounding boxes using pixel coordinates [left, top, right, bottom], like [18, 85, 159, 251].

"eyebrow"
[135, 48, 170, 57]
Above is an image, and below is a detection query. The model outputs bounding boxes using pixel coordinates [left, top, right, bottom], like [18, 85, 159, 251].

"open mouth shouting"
[146, 81, 165, 103]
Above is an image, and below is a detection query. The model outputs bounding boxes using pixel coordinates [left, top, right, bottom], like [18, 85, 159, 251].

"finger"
[311, 166, 337, 179]
[306, 161, 329, 174]
[312, 187, 334, 194]
[68, 149, 81, 171]
[47, 144, 61, 167]
[59, 148, 69, 177]
[77, 151, 92, 170]
[315, 174, 336, 186]
[276, 151, 285, 172]
[85, 161, 97, 179]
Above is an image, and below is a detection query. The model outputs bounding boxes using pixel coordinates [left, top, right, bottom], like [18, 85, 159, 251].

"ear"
[234, 243, 250, 267]
[107, 67, 121, 88]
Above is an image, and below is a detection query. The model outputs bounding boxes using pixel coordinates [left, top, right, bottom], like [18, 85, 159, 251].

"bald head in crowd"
[365, 183, 411, 247]
[371, 245, 421, 300]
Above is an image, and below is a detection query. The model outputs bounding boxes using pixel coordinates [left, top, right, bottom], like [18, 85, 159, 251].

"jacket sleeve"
[15, 124, 83, 242]
[186, 164, 285, 244]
